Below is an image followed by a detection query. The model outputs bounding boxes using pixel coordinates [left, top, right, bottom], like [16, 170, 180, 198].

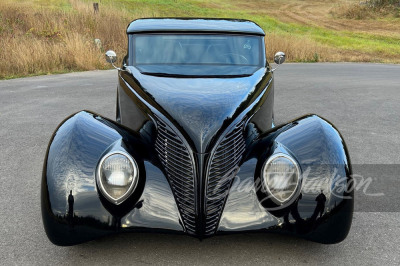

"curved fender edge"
[250, 114, 354, 244]
[41, 111, 149, 246]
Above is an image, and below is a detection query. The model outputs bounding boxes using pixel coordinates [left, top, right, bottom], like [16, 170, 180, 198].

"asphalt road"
[0, 63, 399, 265]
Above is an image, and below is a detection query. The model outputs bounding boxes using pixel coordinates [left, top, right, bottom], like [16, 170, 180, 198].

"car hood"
[125, 66, 269, 153]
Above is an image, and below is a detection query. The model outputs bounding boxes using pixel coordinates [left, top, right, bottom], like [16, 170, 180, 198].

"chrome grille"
[205, 118, 246, 235]
[154, 117, 197, 234]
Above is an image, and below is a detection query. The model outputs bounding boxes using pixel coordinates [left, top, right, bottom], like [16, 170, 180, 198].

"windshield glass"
[132, 34, 263, 77]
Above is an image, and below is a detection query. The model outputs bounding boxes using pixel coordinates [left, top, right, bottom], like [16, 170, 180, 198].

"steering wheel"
[222, 53, 249, 64]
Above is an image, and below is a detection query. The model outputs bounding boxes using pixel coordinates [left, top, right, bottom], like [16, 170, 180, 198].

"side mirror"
[274, 51, 286, 65]
[105, 50, 128, 72]
[105, 50, 117, 64]
[271, 51, 286, 72]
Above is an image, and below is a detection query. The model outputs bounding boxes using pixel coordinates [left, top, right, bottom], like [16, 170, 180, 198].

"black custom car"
[41, 18, 353, 246]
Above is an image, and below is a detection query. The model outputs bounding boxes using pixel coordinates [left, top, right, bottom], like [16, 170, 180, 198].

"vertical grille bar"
[154, 117, 197, 234]
[155, 115, 246, 236]
[204, 118, 246, 235]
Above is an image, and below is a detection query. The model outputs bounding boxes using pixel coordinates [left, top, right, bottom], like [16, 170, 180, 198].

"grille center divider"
[154, 115, 246, 236]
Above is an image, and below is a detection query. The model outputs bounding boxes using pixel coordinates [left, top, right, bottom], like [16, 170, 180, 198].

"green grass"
[98, 0, 400, 57]
[101, 0, 238, 17]
[32, 0, 73, 11]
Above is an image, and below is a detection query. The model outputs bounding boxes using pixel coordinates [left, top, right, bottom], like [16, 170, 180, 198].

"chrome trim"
[154, 115, 198, 235]
[96, 151, 139, 205]
[204, 116, 247, 235]
[261, 153, 302, 205]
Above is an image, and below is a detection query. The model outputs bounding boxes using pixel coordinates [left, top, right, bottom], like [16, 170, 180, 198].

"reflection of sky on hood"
[130, 66, 266, 152]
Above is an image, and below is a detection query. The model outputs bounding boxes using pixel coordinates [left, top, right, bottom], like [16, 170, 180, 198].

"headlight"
[261, 153, 301, 204]
[96, 151, 139, 205]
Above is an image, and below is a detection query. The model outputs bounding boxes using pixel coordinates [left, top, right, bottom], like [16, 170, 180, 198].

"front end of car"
[41, 18, 353, 246]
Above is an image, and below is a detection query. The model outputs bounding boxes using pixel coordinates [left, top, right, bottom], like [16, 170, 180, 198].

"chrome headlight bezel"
[261, 153, 302, 205]
[96, 151, 139, 205]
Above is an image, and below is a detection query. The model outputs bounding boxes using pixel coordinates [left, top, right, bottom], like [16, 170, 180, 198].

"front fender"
[41, 111, 183, 246]
[219, 114, 354, 243]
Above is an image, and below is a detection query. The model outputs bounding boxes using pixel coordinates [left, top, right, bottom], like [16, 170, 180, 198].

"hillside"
[1, 0, 399, 79]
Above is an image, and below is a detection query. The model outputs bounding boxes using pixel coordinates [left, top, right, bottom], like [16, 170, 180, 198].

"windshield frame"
[127, 32, 266, 76]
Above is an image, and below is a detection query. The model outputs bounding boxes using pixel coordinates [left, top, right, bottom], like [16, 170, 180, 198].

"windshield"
[131, 34, 263, 77]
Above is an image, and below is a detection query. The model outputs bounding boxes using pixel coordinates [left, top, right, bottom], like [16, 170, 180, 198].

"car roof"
[127, 18, 265, 36]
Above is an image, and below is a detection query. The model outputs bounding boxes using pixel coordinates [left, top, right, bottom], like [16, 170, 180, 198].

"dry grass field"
[0, 0, 399, 79]
[0, 0, 133, 78]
